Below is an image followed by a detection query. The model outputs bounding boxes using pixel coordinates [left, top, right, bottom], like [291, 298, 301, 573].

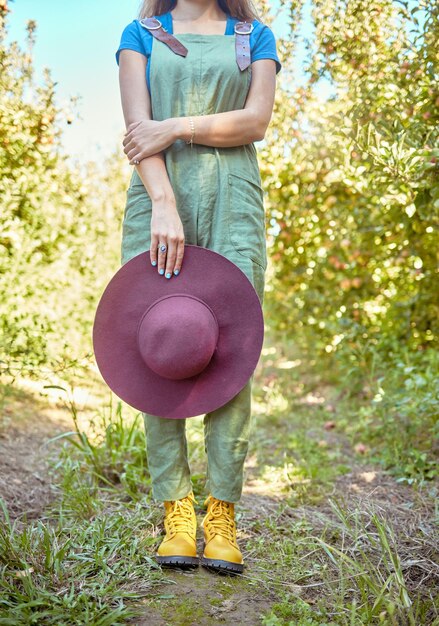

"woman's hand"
[123, 119, 178, 164]
[150, 197, 185, 278]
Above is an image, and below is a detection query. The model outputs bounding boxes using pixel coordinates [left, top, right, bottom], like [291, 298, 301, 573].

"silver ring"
[159, 244, 167, 253]
[133, 159, 140, 165]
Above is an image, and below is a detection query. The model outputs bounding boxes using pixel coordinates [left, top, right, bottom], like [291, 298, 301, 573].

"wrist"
[170, 116, 193, 142]
[164, 117, 182, 143]
[152, 193, 177, 210]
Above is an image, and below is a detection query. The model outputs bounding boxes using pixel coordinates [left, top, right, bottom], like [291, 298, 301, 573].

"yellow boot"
[201, 494, 244, 574]
[156, 491, 199, 568]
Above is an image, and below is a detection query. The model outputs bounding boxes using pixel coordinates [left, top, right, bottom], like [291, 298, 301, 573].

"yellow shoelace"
[203, 497, 237, 544]
[164, 496, 195, 537]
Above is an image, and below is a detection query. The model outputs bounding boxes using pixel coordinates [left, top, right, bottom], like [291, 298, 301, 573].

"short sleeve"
[251, 24, 282, 74]
[115, 20, 152, 66]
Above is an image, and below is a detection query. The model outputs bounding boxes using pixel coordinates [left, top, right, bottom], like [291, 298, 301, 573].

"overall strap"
[139, 16, 252, 71]
[234, 21, 253, 71]
[139, 17, 188, 57]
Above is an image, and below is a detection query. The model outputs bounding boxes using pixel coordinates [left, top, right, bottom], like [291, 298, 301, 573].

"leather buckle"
[234, 22, 254, 35]
[140, 17, 163, 30]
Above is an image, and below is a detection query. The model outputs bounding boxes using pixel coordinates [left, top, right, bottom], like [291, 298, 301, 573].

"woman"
[116, 0, 281, 574]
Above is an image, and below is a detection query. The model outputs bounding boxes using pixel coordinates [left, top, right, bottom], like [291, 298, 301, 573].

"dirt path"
[0, 385, 73, 519]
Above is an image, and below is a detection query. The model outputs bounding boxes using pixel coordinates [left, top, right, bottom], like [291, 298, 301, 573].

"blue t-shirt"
[115, 12, 282, 93]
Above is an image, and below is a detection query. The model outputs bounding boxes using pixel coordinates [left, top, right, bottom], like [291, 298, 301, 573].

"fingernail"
[151, 260, 157, 266]
[159, 268, 164, 275]
[174, 269, 179, 276]
[165, 272, 171, 279]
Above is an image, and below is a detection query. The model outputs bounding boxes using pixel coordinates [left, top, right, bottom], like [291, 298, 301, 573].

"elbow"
[251, 116, 269, 142]
[253, 127, 266, 142]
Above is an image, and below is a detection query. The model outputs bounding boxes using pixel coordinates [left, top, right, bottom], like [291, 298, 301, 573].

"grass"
[248, 496, 438, 625]
[45, 387, 150, 502]
[261, 596, 338, 626]
[0, 497, 168, 625]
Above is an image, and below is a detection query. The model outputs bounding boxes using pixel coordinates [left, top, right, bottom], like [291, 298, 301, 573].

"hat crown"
[137, 294, 219, 380]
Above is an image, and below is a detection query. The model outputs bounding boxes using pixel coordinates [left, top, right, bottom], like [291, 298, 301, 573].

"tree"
[262, 0, 438, 362]
[0, 3, 127, 375]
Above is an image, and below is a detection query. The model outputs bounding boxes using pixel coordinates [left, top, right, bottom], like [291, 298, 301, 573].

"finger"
[123, 133, 137, 149]
[173, 238, 185, 276]
[157, 240, 167, 276]
[164, 236, 178, 279]
[122, 132, 134, 147]
[123, 138, 137, 155]
[125, 146, 142, 163]
[126, 120, 142, 133]
[123, 129, 140, 148]
[123, 121, 142, 144]
[150, 229, 159, 267]
[128, 152, 143, 166]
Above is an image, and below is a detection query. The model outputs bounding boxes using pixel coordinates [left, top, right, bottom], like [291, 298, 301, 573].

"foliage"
[0, 8, 127, 378]
[253, 329, 438, 488]
[341, 345, 439, 483]
[262, 0, 439, 363]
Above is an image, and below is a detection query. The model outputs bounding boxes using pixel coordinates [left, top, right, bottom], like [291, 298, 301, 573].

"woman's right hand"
[150, 198, 185, 278]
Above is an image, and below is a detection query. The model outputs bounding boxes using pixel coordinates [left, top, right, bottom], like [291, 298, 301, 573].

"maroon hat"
[92, 245, 264, 419]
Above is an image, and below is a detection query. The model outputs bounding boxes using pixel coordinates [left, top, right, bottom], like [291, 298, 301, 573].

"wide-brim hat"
[92, 245, 264, 419]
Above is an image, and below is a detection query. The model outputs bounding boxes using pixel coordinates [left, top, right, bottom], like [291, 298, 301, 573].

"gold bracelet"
[185, 116, 195, 149]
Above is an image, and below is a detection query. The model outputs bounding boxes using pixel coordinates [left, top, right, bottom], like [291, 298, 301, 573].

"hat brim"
[92, 245, 264, 419]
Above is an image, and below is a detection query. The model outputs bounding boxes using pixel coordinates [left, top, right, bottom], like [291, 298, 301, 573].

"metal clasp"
[234, 22, 254, 35]
[139, 17, 163, 30]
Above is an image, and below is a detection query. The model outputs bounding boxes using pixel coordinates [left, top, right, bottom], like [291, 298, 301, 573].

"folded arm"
[123, 58, 278, 163]
[118, 49, 174, 202]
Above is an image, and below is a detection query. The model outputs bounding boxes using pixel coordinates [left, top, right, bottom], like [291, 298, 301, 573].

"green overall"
[121, 29, 267, 503]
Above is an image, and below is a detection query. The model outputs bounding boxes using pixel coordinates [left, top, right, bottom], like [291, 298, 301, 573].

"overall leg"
[143, 413, 192, 502]
[200, 375, 254, 574]
[203, 373, 254, 503]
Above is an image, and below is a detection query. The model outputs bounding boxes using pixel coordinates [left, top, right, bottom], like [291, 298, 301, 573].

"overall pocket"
[227, 171, 267, 270]
[123, 177, 152, 221]
[121, 183, 153, 264]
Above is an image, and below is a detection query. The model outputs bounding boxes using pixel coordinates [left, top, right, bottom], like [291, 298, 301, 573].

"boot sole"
[201, 556, 244, 575]
[156, 555, 199, 569]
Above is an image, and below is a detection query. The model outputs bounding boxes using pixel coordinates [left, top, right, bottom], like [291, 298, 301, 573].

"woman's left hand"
[123, 119, 176, 164]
